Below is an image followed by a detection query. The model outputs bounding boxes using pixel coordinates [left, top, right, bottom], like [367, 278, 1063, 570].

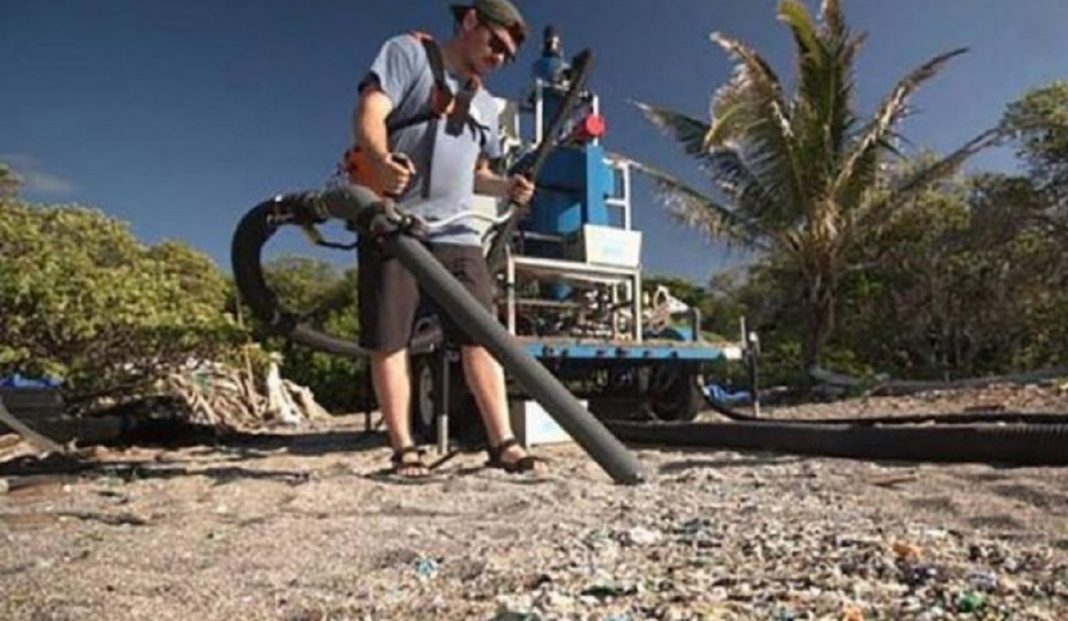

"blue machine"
[497, 27, 744, 420]
[523, 28, 614, 249]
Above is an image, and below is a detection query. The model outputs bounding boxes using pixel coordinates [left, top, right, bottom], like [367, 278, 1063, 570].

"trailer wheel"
[409, 354, 482, 445]
[410, 355, 437, 442]
[650, 369, 705, 421]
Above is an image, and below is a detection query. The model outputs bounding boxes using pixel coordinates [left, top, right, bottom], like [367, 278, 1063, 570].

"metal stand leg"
[436, 346, 451, 455]
[364, 361, 375, 432]
[742, 317, 761, 418]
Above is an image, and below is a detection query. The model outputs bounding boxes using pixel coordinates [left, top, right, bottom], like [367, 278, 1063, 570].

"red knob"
[582, 114, 606, 138]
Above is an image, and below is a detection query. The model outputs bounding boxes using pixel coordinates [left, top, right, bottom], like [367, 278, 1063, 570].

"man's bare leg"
[462, 344, 548, 474]
[370, 348, 426, 476]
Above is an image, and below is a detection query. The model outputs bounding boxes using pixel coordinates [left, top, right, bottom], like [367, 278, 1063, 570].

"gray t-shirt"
[359, 34, 501, 246]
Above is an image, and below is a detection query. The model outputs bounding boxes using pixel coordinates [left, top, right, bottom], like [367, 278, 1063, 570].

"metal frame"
[504, 254, 642, 343]
[603, 154, 632, 231]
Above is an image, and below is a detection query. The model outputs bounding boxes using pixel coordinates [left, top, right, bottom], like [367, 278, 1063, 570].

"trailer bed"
[517, 336, 742, 361]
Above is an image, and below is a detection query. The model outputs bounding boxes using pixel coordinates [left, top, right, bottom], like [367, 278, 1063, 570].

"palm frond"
[710, 32, 785, 97]
[706, 79, 748, 149]
[841, 31, 867, 71]
[632, 101, 713, 159]
[884, 127, 1005, 207]
[834, 48, 969, 208]
[777, 0, 822, 63]
[623, 156, 771, 251]
[710, 32, 806, 223]
[702, 147, 783, 221]
[780, 1, 861, 207]
[820, 0, 846, 41]
[631, 100, 782, 222]
[632, 100, 773, 207]
[706, 34, 774, 148]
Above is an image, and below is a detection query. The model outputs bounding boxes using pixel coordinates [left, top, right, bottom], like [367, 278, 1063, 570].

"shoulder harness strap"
[358, 33, 487, 198]
[385, 32, 454, 133]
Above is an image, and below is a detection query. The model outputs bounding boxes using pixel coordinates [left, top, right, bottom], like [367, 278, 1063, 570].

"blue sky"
[3, 1, 1067, 284]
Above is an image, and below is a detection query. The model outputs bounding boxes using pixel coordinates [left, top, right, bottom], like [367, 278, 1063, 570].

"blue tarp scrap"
[0, 374, 63, 389]
[702, 381, 752, 406]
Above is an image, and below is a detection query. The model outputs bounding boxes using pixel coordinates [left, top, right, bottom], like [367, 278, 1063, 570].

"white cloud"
[23, 169, 78, 195]
[0, 153, 78, 197]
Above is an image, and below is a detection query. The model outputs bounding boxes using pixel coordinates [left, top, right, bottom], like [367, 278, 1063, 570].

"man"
[350, 0, 547, 477]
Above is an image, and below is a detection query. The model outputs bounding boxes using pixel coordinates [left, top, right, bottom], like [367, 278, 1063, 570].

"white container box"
[566, 224, 642, 268]
[508, 399, 584, 448]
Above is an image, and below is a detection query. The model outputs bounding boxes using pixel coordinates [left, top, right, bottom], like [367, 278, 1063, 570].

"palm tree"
[633, 0, 1001, 374]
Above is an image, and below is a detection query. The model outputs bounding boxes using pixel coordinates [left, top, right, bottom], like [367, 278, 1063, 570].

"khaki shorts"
[357, 239, 496, 353]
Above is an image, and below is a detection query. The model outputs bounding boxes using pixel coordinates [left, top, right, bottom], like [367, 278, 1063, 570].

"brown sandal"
[485, 438, 547, 474]
[390, 446, 430, 478]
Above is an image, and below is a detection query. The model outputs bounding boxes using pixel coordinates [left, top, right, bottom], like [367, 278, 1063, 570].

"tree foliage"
[835, 167, 1067, 377]
[703, 151, 1068, 384]
[1002, 81, 1068, 208]
[0, 198, 243, 400]
[0, 155, 368, 412]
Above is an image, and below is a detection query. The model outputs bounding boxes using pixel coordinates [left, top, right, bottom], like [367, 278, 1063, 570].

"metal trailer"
[407, 34, 744, 446]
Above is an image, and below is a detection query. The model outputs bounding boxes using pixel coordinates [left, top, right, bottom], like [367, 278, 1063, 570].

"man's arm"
[353, 88, 393, 160]
[353, 87, 413, 196]
[474, 157, 534, 205]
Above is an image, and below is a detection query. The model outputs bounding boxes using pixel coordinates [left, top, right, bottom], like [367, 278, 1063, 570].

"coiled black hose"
[606, 419, 1068, 465]
[230, 192, 440, 357]
[704, 395, 1068, 426]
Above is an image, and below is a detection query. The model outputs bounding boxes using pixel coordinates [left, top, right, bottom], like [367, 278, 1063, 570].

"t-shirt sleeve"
[358, 35, 422, 108]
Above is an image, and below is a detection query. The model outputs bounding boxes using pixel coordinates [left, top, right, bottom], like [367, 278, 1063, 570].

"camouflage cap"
[450, 0, 528, 46]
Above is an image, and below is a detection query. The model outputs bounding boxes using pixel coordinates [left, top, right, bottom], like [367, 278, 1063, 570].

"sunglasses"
[478, 17, 515, 63]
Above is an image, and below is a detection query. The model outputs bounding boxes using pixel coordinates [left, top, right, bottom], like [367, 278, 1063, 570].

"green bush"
[0, 199, 243, 400]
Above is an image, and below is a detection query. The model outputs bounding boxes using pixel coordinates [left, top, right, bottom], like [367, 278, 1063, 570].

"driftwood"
[0, 398, 65, 454]
[285, 380, 332, 421]
[161, 362, 329, 431]
[808, 365, 1068, 397]
[264, 361, 301, 425]
[1, 363, 333, 460]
